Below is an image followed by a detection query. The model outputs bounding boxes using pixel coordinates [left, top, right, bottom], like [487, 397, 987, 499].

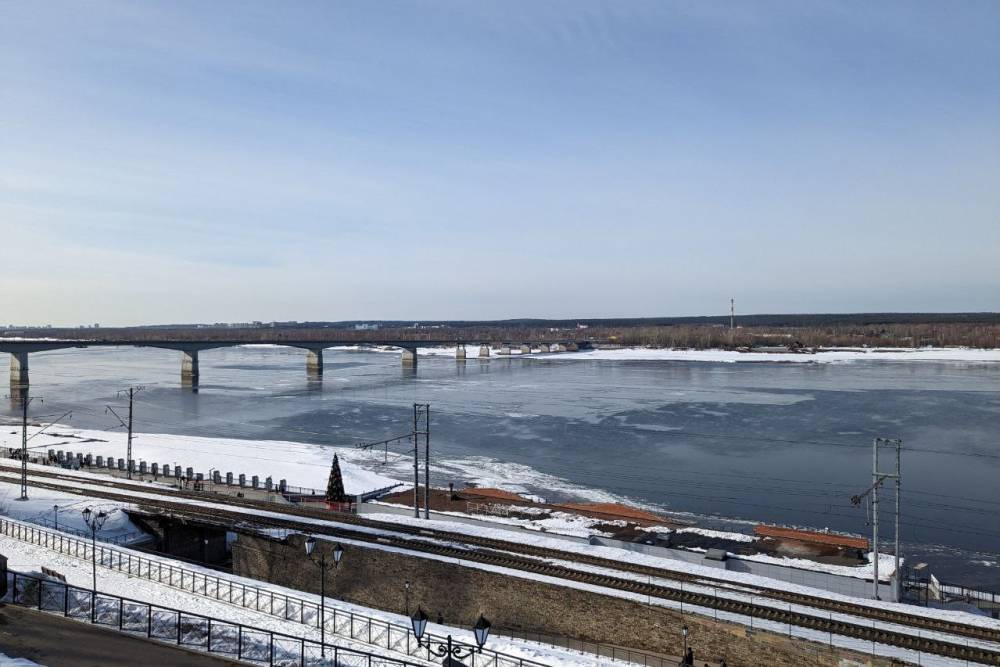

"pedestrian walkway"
[0, 604, 236, 666]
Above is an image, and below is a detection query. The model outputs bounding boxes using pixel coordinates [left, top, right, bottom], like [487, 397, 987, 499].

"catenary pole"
[872, 438, 880, 600]
[413, 405, 419, 518]
[424, 404, 430, 519]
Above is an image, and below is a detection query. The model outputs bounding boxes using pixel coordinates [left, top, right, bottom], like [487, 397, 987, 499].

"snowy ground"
[0, 480, 143, 544]
[0, 424, 404, 496]
[0, 652, 43, 667]
[0, 521, 617, 667]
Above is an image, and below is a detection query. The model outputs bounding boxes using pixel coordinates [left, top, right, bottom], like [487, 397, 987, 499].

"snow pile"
[0, 652, 44, 666]
[0, 480, 142, 544]
[0, 425, 404, 496]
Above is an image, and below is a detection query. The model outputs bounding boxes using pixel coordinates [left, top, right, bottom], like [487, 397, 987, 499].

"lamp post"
[681, 625, 689, 663]
[81, 507, 110, 621]
[304, 536, 343, 657]
[404, 580, 411, 615]
[410, 608, 491, 666]
[53, 505, 59, 531]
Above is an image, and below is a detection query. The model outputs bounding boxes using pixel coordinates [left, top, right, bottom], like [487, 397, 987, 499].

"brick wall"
[232, 533, 901, 667]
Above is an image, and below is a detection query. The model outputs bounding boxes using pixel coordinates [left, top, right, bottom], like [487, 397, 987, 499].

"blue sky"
[1, 1, 998, 325]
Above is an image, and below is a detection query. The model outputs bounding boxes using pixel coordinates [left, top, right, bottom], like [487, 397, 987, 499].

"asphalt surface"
[0, 604, 237, 666]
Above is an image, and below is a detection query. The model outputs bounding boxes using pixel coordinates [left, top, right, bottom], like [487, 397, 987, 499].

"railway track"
[4, 465, 1000, 664]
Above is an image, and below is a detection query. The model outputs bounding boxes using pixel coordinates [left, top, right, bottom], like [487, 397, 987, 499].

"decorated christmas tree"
[326, 454, 348, 502]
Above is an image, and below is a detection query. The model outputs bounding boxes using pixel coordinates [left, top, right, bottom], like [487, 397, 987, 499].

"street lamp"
[681, 625, 689, 661]
[305, 536, 343, 657]
[410, 607, 491, 664]
[81, 507, 111, 621]
[52, 505, 59, 531]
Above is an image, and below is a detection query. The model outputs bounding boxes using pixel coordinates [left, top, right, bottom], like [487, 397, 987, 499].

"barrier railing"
[0, 518, 560, 667]
[29, 516, 149, 546]
[2, 569, 422, 667]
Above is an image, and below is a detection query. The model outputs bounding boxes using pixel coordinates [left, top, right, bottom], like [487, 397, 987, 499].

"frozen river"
[3, 345, 998, 589]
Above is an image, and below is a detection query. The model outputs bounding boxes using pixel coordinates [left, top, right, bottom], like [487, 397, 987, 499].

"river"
[3, 345, 998, 589]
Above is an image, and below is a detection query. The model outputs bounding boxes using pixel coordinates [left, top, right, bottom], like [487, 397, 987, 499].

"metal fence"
[29, 516, 148, 546]
[905, 575, 1000, 618]
[2, 569, 422, 667]
[0, 518, 561, 667]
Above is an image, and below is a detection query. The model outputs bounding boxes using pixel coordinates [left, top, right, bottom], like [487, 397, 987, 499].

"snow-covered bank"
[301, 343, 1000, 364]
[531, 346, 1000, 364]
[0, 425, 403, 495]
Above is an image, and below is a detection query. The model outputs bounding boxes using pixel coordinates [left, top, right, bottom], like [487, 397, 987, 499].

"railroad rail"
[3, 466, 999, 665]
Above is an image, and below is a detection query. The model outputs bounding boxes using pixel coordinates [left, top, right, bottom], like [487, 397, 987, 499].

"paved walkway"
[0, 604, 236, 666]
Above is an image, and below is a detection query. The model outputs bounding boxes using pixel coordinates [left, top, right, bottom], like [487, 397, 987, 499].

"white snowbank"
[0, 425, 404, 496]
[532, 346, 1000, 364]
[0, 651, 44, 666]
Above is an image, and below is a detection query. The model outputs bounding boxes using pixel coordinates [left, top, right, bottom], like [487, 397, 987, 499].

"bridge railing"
[2, 568, 424, 667]
[0, 517, 580, 667]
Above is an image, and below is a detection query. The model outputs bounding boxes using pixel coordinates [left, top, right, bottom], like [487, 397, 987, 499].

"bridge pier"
[519, 344, 531, 355]
[9, 351, 28, 390]
[400, 347, 418, 368]
[536, 343, 550, 353]
[455, 344, 466, 361]
[181, 350, 199, 385]
[306, 348, 324, 377]
[479, 345, 490, 358]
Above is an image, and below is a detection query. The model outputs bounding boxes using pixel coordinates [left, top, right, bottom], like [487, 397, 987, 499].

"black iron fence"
[2, 569, 423, 667]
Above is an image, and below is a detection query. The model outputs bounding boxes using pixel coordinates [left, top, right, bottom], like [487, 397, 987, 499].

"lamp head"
[332, 543, 344, 565]
[682, 625, 689, 638]
[94, 510, 109, 531]
[410, 607, 428, 641]
[81, 507, 92, 523]
[473, 614, 491, 649]
[304, 536, 316, 556]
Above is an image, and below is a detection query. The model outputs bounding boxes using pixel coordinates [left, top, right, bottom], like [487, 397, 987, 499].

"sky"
[1, 1, 998, 326]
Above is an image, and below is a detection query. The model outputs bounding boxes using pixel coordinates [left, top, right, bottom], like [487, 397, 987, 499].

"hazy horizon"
[2, 1, 998, 326]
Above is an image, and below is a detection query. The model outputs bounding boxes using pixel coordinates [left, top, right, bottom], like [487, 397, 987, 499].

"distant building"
[354, 323, 380, 331]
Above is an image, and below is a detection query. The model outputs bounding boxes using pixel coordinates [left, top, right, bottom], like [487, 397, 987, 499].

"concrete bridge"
[2, 338, 587, 392]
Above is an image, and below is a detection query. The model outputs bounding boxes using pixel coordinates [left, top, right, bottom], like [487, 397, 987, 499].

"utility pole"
[414, 403, 430, 520]
[852, 437, 902, 600]
[3, 394, 41, 501]
[730, 298, 735, 331]
[107, 386, 143, 480]
[872, 440, 879, 599]
[17, 396, 37, 501]
[412, 408, 420, 519]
